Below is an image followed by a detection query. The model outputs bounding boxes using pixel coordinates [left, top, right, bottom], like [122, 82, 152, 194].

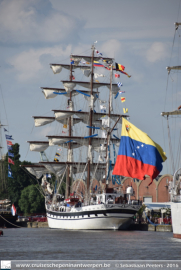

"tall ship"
[0, 109, 17, 228]
[22, 44, 144, 230]
[0, 199, 17, 228]
[161, 22, 181, 239]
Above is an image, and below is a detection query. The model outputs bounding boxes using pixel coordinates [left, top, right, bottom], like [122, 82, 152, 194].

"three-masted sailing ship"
[161, 22, 181, 239]
[22, 44, 141, 230]
[0, 111, 17, 228]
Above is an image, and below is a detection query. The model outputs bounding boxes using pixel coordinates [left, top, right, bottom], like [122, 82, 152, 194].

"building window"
[143, 197, 152, 203]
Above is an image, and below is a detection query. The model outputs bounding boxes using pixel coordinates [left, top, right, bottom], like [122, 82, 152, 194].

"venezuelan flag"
[94, 61, 105, 67]
[113, 118, 167, 184]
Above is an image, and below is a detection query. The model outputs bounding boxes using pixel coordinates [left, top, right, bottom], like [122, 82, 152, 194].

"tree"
[19, 184, 45, 215]
[0, 143, 35, 212]
[0, 142, 65, 215]
[137, 204, 146, 224]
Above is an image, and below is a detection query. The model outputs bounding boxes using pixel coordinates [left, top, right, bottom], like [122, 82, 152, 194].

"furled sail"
[41, 87, 80, 99]
[33, 116, 55, 127]
[46, 135, 119, 149]
[27, 141, 49, 152]
[53, 110, 74, 121]
[32, 116, 81, 127]
[70, 55, 113, 65]
[62, 80, 119, 91]
[166, 66, 181, 73]
[53, 110, 125, 124]
[50, 64, 91, 74]
[161, 109, 181, 116]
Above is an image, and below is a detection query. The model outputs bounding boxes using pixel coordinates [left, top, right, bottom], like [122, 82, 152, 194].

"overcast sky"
[0, 0, 181, 176]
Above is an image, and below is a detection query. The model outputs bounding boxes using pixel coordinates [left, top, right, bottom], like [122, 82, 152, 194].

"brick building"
[108, 174, 173, 203]
[72, 174, 173, 203]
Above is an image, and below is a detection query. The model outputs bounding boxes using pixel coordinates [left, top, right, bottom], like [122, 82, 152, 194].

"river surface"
[1, 228, 181, 261]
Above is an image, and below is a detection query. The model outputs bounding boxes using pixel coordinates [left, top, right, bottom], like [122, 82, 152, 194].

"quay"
[128, 223, 172, 232]
[24, 222, 172, 232]
[27, 221, 48, 228]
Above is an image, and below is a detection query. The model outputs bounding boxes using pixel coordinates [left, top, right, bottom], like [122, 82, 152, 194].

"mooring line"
[0, 214, 22, 228]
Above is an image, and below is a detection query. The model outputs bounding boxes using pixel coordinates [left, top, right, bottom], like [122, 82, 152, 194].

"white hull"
[171, 202, 181, 238]
[46, 203, 140, 230]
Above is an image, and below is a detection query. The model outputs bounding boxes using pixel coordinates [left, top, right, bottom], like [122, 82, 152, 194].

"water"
[1, 228, 181, 261]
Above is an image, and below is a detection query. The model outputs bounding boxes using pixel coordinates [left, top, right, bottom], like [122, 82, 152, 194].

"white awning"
[143, 202, 171, 210]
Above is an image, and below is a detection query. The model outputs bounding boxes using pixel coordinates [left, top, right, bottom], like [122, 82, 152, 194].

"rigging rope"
[51, 165, 68, 206]
[162, 24, 181, 175]
[0, 84, 9, 130]
[20, 167, 45, 197]
[75, 162, 88, 197]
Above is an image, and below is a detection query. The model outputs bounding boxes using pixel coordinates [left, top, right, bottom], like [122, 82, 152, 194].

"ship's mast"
[87, 45, 95, 200]
[105, 64, 113, 191]
[65, 60, 73, 199]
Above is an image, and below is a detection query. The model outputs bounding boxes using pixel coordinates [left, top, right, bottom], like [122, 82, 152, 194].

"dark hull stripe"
[47, 215, 131, 221]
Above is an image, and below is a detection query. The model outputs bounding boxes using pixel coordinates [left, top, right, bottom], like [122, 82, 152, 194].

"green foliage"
[0, 143, 66, 215]
[5, 144, 33, 205]
[49, 174, 66, 196]
[19, 184, 45, 215]
[0, 143, 40, 213]
[137, 204, 146, 216]
[58, 176, 66, 196]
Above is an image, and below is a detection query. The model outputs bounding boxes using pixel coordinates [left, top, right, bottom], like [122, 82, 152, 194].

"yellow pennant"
[123, 108, 128, 113]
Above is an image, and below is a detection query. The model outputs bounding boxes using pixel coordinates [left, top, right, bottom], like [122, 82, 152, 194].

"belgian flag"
[115, 63, 125, 71]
